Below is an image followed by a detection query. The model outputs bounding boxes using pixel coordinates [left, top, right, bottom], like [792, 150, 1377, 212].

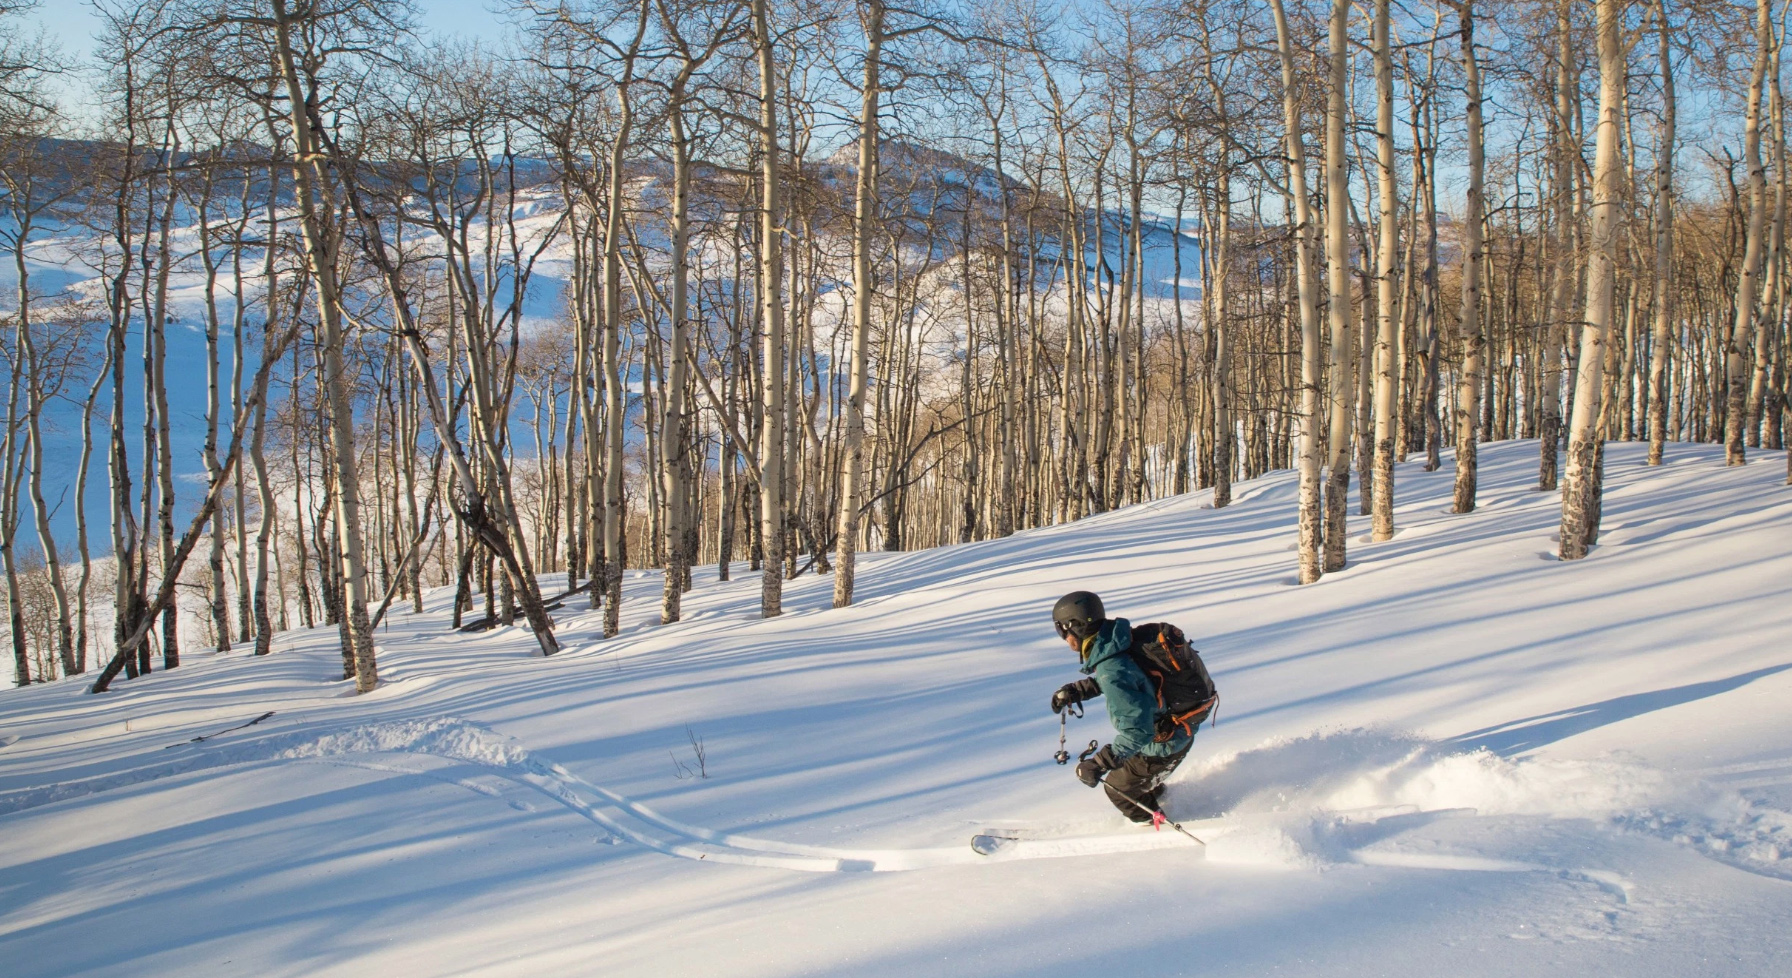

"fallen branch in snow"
[163, 711, 276, 749]
[542, 580, 593, 605]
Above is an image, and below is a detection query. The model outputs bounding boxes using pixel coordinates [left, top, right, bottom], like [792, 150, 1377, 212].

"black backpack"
[1127, 622, 1220, 742]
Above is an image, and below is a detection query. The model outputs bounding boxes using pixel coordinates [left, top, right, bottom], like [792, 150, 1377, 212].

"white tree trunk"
[271, 0, 376, 690]
[1453, 0, 1486, 513]
[755, 0, 786, 617]
[1370, 0, 1399, 541]
[1560, 0, 1627, 560]
[1323, 0, 1355, 572]
[1271, 0, 1325, 584]
[1726, 0, 1772, 465]
[1539, 0, 1576, 489]
[662, 80, 696, 624]
[834, 0, 882, 609]
[1647, 0, 1677, 466]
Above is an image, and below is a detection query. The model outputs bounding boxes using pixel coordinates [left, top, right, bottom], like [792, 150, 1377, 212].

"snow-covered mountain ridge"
[2, 439, 1790, 976]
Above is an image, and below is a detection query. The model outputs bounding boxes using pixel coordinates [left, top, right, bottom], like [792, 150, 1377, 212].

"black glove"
[1075, 744, 1121, 788]
[1050, 678, 1101, 715]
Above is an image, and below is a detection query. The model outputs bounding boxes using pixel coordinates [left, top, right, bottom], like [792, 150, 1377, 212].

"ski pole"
[1078, 739, 1205, 846]
[1053, 701, 1082, 765]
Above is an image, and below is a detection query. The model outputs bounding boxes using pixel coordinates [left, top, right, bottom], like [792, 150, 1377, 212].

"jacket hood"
[1078, 617, 1133, 675]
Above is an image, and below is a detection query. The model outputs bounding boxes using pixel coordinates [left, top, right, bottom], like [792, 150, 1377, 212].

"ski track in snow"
[0, 716, 967, 872]
[8, 711, 1760, 891]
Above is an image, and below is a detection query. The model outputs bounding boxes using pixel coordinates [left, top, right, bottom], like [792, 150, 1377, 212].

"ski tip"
[970, 834, 1018, 856]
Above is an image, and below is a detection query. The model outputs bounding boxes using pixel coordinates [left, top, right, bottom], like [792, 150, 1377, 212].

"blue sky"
[23, 0, 516, 113]
[26, 0, 511, 50]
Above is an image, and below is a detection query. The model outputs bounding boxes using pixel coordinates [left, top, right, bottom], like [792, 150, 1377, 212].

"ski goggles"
[1053, 619, 1091, 640]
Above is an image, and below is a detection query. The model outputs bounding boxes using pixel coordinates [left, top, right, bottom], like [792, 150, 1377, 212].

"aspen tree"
[192, 146, 232, 652]
[835, 0, 883, 609]
[1726, 0, 1772, 466]
[1560, 0, 1627, 560]
[1747, 25, 1785, 447]
[103, 142, 143, 676]
[1, 269, 24, 684]
[985, 59, 1020, 538]
[656, 0, 742, 622]
[74, 343, 110, 675]
[147, 105, 180, 671]
[251, 185, 280, 655]
[1539, 0, 1575, 488]
[230, 173, 253, 643]
[1370, 0, 1398, 541]
[1194, 16, 1235, 510]
[1770, 61, 1790, 461]
[1323, 0, 1354, 571]
[754, 0, 786, 617]
[268, 0, 379, 690]
[598, 5, 650, 635]
[1647, 0, 1676, 466]
[1270, 0, 1325, 584]
[1212, 164, 1234, 510]
[1453, 0, 1485, 514]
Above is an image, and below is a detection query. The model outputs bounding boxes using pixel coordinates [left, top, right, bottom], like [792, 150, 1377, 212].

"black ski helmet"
[1052, 591, 1105, 640]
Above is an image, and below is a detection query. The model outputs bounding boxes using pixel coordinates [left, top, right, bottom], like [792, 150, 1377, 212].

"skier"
[1048, 590, 1200, 823]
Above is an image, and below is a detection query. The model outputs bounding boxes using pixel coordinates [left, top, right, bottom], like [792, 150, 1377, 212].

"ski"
[970, 826, 1208, 859]
[969, 805, 1430, 859]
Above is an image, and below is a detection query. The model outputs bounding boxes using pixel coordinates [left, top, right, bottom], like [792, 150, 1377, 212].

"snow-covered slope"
[3, 440, 1791, 977]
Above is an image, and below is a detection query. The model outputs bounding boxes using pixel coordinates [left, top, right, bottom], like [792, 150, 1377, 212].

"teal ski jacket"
[1078, 617, 1195, 760]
